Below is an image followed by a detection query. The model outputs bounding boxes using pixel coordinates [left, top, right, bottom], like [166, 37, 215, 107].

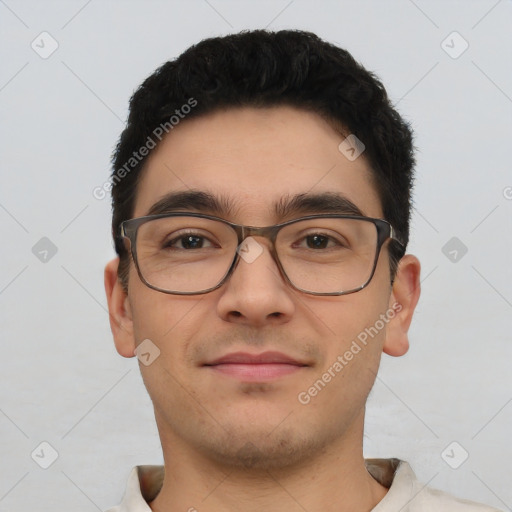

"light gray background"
[0, 0, 511, 510]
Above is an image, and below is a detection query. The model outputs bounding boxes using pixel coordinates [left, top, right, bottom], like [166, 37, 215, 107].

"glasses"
[119, 213, 404, 296]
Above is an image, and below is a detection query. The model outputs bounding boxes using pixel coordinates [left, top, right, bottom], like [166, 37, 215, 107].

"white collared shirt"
[105, 458, 502, 511]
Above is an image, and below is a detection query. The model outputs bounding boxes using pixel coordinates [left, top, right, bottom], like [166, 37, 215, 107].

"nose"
[215, 236, 296, 327]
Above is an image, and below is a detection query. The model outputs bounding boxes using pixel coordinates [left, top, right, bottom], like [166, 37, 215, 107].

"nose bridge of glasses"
[236, 225, 279, 255]
[240, 224, 276, 240]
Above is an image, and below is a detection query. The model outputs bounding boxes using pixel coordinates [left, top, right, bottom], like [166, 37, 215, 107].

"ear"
[382, 254, 421, 357]
[104, 257, 136, 358]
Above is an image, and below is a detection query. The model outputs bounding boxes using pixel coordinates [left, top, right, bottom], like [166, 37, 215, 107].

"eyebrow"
[145, 190, 365, 219]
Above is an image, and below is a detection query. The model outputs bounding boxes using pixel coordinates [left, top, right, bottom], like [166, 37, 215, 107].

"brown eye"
[305, 235, 330, 249]
[162, 231, 216, 250]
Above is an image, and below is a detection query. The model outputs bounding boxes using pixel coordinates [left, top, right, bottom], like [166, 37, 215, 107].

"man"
[104, 29, 501, 511]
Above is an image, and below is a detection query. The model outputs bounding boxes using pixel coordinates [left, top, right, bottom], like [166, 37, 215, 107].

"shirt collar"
[114, 458, 408, 512]
[116, 465, 164, 512]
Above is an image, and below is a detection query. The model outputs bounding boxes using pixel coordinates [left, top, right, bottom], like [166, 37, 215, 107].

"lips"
[206, 351, 306, 366]
[204, 351, 308, 381]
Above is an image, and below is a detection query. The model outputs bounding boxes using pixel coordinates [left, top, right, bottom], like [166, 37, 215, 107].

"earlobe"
[382, 254, 421, 357]
[104, 258, 136, 358]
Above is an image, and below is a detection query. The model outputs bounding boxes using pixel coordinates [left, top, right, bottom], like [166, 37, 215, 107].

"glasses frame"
[120, 212, 404, 296]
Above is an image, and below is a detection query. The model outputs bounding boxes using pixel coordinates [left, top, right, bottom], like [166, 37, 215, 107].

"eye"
[306, 234, 330, 249]
[163, 231, 216, 250]
[294, 233, 346, 250]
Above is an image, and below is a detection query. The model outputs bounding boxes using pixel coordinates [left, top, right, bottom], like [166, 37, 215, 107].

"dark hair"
[111, 29, 414, 288]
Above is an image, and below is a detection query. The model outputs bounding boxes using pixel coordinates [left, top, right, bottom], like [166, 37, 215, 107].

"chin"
[198, 422, 328, 471]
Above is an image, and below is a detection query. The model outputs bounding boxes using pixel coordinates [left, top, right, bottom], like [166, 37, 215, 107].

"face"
[106, 106, 420, 470]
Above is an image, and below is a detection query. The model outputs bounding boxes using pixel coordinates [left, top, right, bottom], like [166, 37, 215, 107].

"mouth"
[203, 351, 309, 382]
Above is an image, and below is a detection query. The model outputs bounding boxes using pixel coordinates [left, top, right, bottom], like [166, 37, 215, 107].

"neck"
[149, 413, 388, 512]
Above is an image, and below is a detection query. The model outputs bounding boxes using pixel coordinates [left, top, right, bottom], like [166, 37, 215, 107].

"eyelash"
[162, 231, 346, 251]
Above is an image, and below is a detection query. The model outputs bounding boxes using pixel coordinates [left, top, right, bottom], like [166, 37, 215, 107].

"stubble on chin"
[198, 422, 333, 471]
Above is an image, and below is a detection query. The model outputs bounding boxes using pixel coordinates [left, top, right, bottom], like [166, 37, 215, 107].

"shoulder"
[366, 458, 503, 512]
[414, 485, 503, 511]
[396, 460, 502, 511]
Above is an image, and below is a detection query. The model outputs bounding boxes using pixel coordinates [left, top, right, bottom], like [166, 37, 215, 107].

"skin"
[105, 106, 421, 512]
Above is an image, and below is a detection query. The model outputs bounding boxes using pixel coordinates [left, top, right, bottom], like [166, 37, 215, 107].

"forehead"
[133, 106, 383, 222]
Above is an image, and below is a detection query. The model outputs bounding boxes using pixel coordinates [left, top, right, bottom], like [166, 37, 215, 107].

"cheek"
[295, 299, 389, 432]
[309, 289, 390, 348]
[128, 281, 206, 366]
[128, 288, 209, 412]
[306, 289, 391, 390]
